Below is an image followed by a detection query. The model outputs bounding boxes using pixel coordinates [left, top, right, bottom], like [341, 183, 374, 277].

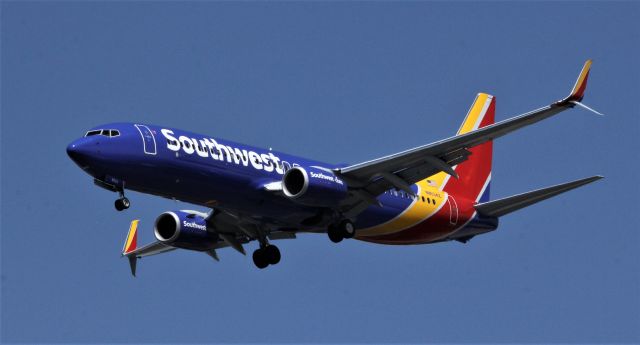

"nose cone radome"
[66, 139, 93, 166]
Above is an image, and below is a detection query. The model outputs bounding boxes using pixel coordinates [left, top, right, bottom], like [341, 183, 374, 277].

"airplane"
[67, 60, 603, 275]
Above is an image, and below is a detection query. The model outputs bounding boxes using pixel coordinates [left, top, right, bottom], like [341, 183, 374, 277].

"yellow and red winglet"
[567, 59, 592, 102]
[122, 220, 139, 255]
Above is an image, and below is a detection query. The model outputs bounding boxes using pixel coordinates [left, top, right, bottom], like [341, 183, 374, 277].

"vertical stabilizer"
[436, 93, 495, 202]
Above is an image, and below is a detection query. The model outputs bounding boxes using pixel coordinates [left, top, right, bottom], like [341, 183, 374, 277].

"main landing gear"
[114, 191, 130, 211]
[328, 219, 356, 243]
[252, 244, 281, 269]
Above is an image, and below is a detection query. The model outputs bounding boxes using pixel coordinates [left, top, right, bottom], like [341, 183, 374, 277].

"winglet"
[557, 60, 602, 115]
[567, 59, 592, 102]
[122, 220, 139, 277]
[122, 220, 139, 255]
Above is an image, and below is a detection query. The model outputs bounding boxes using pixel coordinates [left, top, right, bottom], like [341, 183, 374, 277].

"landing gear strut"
[328, 219, 356, 243]
[114, 191, 130, 211]
[252, 244, 281, 269]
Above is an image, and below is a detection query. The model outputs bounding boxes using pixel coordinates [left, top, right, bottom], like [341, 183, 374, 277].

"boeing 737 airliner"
[67, 61, 602, 275]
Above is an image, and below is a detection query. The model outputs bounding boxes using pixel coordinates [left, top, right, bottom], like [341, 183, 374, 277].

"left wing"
[336, 60, 598, 215]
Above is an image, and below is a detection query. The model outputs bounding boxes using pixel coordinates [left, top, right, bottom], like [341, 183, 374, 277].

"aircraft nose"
[66, 139, 93, 164]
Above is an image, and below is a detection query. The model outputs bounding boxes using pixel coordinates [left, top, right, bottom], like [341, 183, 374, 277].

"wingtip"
[568, 59, 593, 102]
[582, 175, 604, 184]
[569, 100, 604, 116]
[128, 255, 137, 277]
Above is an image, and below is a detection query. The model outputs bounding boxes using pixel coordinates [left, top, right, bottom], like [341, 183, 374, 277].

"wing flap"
[474, 175, 603, 218]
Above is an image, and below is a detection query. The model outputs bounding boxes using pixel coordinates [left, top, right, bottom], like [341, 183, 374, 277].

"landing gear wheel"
[114, 197, 130, 211]
[252, 249, 269, 269]
[328, 225, 344, 243]
[340, 220, 356, 239]
[264, 245, 281, 265]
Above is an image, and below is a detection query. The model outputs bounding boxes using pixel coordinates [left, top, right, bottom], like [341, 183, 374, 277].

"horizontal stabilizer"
[475, 175, 603, 218]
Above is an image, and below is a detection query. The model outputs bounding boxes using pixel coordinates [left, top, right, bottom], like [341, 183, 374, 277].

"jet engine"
[282, 166, 348, 207]
[154, 211, 218, 250]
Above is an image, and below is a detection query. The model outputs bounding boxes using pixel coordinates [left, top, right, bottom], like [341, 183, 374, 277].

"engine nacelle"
[154, 211, 218, 251]
[282, 166, 348, 207]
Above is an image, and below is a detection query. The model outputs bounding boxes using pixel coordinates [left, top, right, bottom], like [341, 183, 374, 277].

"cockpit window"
[84, 129, 120, 137]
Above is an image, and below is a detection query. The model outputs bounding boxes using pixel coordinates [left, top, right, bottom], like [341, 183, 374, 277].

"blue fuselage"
[66, 122, 417, 231]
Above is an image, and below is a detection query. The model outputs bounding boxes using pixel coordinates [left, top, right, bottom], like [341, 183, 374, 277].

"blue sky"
[2, 1, 638, 343]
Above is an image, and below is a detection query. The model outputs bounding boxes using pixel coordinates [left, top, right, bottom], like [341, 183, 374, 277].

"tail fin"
[440, 93, 495, 202]
[122, 220, 139, 276]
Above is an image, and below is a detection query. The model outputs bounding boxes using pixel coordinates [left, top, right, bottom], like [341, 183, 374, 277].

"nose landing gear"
[114, 191, 130, 211]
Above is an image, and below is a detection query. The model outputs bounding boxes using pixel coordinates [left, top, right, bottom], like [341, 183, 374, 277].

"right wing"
[337, 60, 598, 216]
[121, 213, 297, 276]
[122, 220, 176, 258]
[121, 220, 176, 276]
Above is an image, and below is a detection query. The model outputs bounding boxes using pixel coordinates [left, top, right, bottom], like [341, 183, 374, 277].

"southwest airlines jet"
[67, 61, 602, 275]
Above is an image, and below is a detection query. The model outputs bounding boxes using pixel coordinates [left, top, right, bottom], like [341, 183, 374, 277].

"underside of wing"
[127, 241, 176, 258]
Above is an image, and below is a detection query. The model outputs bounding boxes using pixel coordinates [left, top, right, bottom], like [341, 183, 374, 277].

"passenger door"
[447, 195, 459, 225]
[134, 124, 157, 155]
